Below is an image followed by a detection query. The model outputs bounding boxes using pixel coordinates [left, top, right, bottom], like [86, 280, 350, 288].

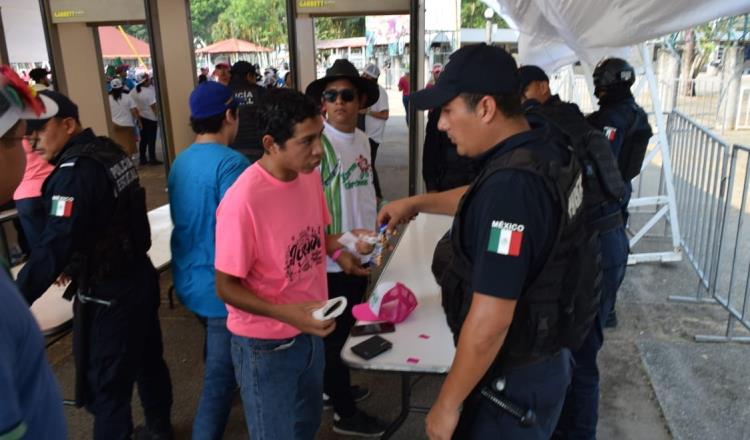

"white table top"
[342, 213, 457, 374]
[12, 264, 72, 336]
[15, 204, 173, 334]
[147, 204, 172, 271]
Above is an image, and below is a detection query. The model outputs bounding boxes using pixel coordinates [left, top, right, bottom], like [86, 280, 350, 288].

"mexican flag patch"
[50, 195, 74, 217]
[487, 220, 524, 257]
[603, 126, 617, 142]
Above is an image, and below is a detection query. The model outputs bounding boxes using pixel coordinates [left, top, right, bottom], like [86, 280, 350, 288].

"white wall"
[0, 0, 49, 64]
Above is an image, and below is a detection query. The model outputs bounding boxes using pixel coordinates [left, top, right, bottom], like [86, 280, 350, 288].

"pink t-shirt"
[13, 139, 53, 200]
[215, 162, 331, 339]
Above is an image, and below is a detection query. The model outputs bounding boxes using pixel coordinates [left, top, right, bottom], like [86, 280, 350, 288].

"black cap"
[29, 67, 51, 82]
[518, 65, 549, 92]
[24, 90, 79, 133]
[410, 44, 519, 110]
[231, 61, 257, 77]
[305, 59, 379, 109]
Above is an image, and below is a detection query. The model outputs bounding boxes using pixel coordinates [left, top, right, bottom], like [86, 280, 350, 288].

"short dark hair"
[189, 108, 236, 134]
[109, 88, 124, 101]
[460, 92, 523, 118]
[29, 68, 49, 82]
[259, 89, 320, 148]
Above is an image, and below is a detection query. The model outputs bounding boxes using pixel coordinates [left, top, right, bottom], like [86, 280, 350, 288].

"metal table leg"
[381, 372, 413, 439]
[380, 373, 431, 439]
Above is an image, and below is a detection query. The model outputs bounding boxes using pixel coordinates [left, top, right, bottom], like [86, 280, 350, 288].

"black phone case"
[351, 335, 393, 360]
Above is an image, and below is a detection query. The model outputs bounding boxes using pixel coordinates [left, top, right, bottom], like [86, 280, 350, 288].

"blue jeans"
[455, 350, 573, 439]
[193, 317, 237, 440]
[555, 227, 629, 439]
[231, 333, 325, 440]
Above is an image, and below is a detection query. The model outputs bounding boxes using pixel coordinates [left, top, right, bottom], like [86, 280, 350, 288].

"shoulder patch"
[487, 220, 524, 257]
[60, 159, 78, 168]
[603, 126, 617, 141]
[50, 195, 74, 217]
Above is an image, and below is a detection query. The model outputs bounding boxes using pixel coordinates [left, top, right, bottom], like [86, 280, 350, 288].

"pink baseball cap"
[352, 282, 418, 324]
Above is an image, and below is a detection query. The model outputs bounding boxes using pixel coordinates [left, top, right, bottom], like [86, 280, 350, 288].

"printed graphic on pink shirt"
[285, 225, 324, 281]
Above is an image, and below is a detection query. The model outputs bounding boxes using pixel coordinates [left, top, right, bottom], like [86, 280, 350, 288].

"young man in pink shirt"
[13, 133, 53, 249]
[215, 88, 370, 440]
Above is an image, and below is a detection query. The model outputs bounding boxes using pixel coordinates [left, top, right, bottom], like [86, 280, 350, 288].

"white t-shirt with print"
[109, 94, 137, 127]
[364, 84, 389, 144]
[322, 120, 377, 273]
[130, 86, 157, 121]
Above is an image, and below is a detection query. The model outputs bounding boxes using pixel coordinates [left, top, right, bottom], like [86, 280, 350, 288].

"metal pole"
[408, 0, 420, 196]
[639, 43, 682, 253]
[285, 0, 299, 90]
[0, 7, 9, 65]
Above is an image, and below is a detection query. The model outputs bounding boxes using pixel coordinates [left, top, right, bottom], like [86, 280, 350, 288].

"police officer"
[228, 60, 267, 162]
[378, 44, 593, 439]
[519, 65, 627, 440]
[587, 58, 653, 328]
[17, 91, 173, 440]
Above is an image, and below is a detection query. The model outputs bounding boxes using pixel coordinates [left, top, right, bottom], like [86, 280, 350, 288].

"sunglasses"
[322, 88, 356, 103]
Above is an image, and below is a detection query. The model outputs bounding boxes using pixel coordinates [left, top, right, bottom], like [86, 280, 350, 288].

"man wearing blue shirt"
[0, 67, 67, 440]
[168, 81, 249, 439]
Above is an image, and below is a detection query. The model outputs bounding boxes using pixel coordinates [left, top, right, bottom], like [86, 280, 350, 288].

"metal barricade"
[695, 144, 750, 343]
[666, 111, 731, 302]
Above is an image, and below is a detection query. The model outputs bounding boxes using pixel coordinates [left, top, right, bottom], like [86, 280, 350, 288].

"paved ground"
[30, 90, 750, 439]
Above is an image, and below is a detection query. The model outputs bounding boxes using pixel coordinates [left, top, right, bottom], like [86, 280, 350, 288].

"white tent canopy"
[485, 0, 750, 71]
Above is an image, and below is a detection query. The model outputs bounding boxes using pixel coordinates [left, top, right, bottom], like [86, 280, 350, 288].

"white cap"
[0, 73, 58, 137]
[135, 72, 149, 85]
[363, 63, 380, 79]
[110, 78, 123, 89]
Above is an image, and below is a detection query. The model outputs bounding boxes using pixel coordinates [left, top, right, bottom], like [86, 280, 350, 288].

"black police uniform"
[422, 107, 482, 192]
[525, 95, 628, 439]
[17, 128, 173, 440]
[449, 129, 574, 439]
[229, 77, 267, 162]
[587, 91, 651, 330]
[587, 93, 642, 215]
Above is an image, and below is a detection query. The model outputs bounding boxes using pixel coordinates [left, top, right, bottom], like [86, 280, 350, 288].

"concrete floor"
[38, 90, 750, 439]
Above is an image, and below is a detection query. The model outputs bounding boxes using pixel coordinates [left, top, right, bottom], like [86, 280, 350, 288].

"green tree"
[679, 17, 736, 95]
[190, 0, 230, 44]
[211, 0, 287, 48]
[122, 24, 149, 43]
[314, 17, 365, 40]
[461, 0, 507, 29]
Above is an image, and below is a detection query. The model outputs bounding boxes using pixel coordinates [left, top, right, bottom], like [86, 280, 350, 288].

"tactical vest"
[589, 102, 653, 181]
[618, 104, 653, 180]
[528, 100, 626, 231]
[433, 143, 601, 370]
[52, 137, 151, 283]
[229, 82, 265, 161]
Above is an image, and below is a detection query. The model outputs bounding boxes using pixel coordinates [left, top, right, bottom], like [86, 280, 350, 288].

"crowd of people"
[0, 41, 653, 440]
[199, 60, 292, 90]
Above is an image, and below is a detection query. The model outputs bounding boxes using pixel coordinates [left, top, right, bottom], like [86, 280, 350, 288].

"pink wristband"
[331, 248, 344, 261]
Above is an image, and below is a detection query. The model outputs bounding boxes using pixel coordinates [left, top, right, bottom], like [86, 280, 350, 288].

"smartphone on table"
[351, 335, 393, 360]
[350, 321, 395, 337]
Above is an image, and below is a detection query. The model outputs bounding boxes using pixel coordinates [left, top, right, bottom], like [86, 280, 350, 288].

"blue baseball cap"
[189, 81, 238, 119]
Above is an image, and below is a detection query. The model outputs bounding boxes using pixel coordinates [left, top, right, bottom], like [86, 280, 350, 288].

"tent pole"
[579, 61, 597, 112]
[637, 42, 682, 254]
